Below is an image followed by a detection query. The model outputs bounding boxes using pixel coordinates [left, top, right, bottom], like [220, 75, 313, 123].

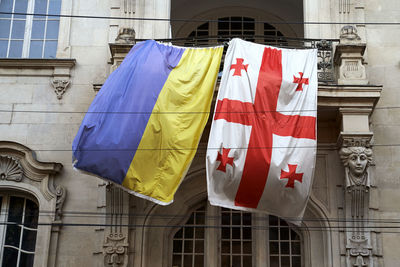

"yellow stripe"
[122, 46, 223, 203]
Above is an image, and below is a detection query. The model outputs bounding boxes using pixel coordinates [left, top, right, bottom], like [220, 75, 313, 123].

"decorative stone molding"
[103, 186, 130, 267]
[339, 144, 374, 266]
[0, 141, 66, 267]
[115, 28, 136, 44]
[51, 79, 71, 99]
[0, 58, 75, 100]
[334, 26, 367, 85]
[0, 155, 23, 182]
[109, 28, 136, 71]
[104, 234, 129, 267]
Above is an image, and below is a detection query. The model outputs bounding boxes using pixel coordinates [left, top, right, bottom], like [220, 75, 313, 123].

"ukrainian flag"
[73, 40, 223, 204]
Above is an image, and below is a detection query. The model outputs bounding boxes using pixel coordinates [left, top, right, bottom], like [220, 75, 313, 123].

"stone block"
[0, 104, 12, 123]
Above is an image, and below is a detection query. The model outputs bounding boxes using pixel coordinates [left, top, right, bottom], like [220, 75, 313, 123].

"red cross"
[293, 72, 309, 91]
[280, 164, 304, 188]
[214, 48, 316, 209]
[216, 148, 234, 172]
[230, 58, 248, 76]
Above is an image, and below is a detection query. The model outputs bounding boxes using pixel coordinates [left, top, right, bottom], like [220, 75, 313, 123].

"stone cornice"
[0, 58, 76, 69]
[317, 84, 382, 109]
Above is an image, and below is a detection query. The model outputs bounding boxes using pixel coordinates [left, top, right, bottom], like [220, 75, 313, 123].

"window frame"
[170, 202, 305, 267]
[0, 192, 39, 267]
[0, 0, 61, 58]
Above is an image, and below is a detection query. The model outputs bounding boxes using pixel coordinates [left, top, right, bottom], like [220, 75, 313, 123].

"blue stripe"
[72, 40, 185, 184]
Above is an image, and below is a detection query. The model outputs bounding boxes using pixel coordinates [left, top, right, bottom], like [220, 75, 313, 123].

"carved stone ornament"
[115, 28, 136, 44]
[0, 155, 23, 182]
[51, 79, 70, 99]
[55, 185, 66, 221]
[104, 233, 129, 267]
[339, 146, 372, 189]
[340, 25, 361, 44]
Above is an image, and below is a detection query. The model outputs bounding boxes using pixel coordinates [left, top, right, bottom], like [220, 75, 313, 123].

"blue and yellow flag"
[72, 40, 223, 204]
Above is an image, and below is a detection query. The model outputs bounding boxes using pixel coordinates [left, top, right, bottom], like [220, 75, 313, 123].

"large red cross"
[214, 49, 316, 209]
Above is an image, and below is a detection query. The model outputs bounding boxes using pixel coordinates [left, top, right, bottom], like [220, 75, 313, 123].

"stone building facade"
[0, 0, 399, 266]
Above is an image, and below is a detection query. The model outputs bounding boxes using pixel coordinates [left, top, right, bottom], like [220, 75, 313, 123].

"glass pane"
[221, 213, 230, 225]
[48, 0, 61, 14]
[29, 40, 43, 58]
[269, 227, 278, 240]
[172, 255, 181, 267]
[14, 0, 28, 18]
[243, 241, 251, 254]
[187, 214, 194, 224]
[0, 0, 13, 18]
[195, 212, 204, 224]
[242, 227, 251, 239]
[2, 247, 18, 267]
[242, 214, 251, 225]
[291, 242, 301, 255]
[292, 256, 301, 266]
[8, 197, 24, 223]
[194, 255, 203, 267]
[22, 229, 37, 252]
[194, 240, 203, 253]
[281, 256, 290, 266]
[8, 40, 23, 57]
[221, 241, 230, 253]
[31, 20, 45, 39]
[5, 224, 21, 247]
[184, 240, 193, 253]
[44, 40, 57, 58]
[0, 40, 8, 57]
[221, 227, 230, 239]
[24, 199, 38, 229]
[232, 241, 241, 254]
[183, 255, 192, 267]
[291, 230, 300, 240]
[195, 227, 204, 239]
[269, 216, 278, 226]
[175, 229, 183, 238]
[34, 0, 48, 17]
[232, 214, 241, 225]
[270, 256, 279, 267]
[11, 20, 26, 39]
[0, 19, 11, 38]
[184, 227, 193, 238]
[221, 255, 230, 267]
[19, 252, 35, 267]
[280, 227, 289, 240]
[243, 256, 252, 267]
[232, 227, 240, 239]
[173, 240, 182, 253]
[269, 242, 279, 254]
[281, 242, 290, 254]
[232, 256, 241, 266]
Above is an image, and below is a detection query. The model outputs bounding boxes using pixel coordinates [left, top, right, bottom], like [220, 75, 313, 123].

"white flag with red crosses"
[206, 38, 318, 221]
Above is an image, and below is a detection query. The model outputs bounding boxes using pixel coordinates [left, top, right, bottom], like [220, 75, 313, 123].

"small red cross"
[216, 148, 234, 172]
[230, 58, 248, 76]
[280, 164, 304, 188]
[293, 72, 309, 91]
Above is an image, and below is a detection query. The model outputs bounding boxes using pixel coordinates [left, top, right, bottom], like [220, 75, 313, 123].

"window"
[0, 0, 61, 58]
[172, 204, 303, 267]
[0, 194, 39, 267]
[184, 17, 286, 46]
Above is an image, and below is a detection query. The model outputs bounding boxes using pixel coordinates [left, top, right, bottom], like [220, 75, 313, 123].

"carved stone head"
[340, 147, 372, 177]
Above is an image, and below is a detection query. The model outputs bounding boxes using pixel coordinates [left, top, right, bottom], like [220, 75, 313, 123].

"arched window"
[185, 17, 286, 46]
[0, 194, 39, 267]
[172, 204, 303, 267]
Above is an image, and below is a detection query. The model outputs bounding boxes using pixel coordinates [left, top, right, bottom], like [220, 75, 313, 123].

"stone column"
[335, 25, 383, 267]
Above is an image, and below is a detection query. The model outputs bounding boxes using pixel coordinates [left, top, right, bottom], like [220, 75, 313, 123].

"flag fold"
[73, 40, 223, 205]
[206, 38, 317, 220]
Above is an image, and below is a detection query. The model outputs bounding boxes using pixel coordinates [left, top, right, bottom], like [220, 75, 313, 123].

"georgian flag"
[206, 38, 317, 220]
